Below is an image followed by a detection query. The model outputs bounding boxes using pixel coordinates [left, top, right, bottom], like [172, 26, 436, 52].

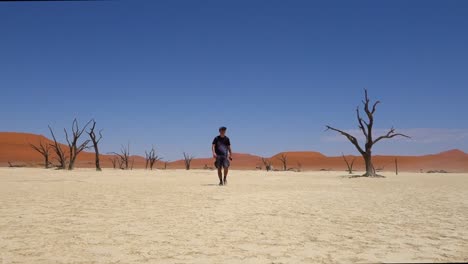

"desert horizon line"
[1, 131, 466, 161]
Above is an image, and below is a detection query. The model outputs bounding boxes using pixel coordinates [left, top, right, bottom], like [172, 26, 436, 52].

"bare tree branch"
[48, 125, 68, 169]
[373, 127, 411, 145]
[325, 126, 365, 155]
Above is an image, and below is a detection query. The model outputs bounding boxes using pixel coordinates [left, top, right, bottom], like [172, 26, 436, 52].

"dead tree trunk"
[145, 146, 161, 170]
[87, 120, 103, 171]
[48, 125, 68, 169]
[326, 89, 410, 177]
[262, 158, 272, 171]
[64, 119, 91, 170]
[395, 158, 399, 175]
[277, 153, 288, 171]
[342, 153, 355, 174]
[183, 152, 194, 170]
[30, 141, 52, 168]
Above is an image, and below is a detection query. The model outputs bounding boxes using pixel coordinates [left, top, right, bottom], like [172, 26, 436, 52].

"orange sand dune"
[1, 132, 467, 172]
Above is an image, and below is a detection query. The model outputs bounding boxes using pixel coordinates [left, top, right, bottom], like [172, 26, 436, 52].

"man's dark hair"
[219, 126, 227, 131]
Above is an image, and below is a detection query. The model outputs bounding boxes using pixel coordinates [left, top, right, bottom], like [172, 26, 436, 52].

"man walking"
[212, 126, 232, 185]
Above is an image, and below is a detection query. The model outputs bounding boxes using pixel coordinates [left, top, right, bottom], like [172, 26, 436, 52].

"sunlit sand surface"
[1, 168, 467, 263]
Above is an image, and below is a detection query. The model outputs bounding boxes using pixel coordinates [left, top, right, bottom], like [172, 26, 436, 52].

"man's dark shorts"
[215, 155, 230, 169]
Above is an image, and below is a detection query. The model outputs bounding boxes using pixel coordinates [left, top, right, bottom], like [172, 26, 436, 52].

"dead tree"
[87, 119, 103, 171]
[48, 125, 68, 169]
[64, 119, 91, 170]
[30, 140, 52, 168]
[183, 152, 194, 170]
[163, 160, 169, 170]
[109, 155, 118, 169]
[342, 153, 355, 174]
[145, 146, 161, 170]
[277, 153, 288, 171]
[297, 162, 302, 172]
[113, 143, 130, 170]
[262, 158, 272, 171]
[326, 89, 410, 177]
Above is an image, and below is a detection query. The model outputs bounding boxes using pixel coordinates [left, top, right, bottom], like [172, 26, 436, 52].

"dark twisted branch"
[48, 125, 68, 169]
[87, 119, 103, 171]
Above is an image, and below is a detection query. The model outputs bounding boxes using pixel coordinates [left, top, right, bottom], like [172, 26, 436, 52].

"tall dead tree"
[48, 125, 68, 169]
[183, 152, 194, 170]
[113, 143, 130, 170]
[145, 146, 161, 170]
[277, 153, 288, 171]
[342, 153, 355, 174]
[262, 158, 273, 171]
[64, 119, 91, 170]
[30, 140, 52, 168]
[87, 120, 103, 171]
[326, 89, 410, 177]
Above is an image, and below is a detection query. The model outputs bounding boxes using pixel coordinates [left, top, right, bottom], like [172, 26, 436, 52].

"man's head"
[219, 126, 227, 136]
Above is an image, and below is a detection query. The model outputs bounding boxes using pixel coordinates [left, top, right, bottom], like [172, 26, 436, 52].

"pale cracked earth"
[0, 168, 467, 263]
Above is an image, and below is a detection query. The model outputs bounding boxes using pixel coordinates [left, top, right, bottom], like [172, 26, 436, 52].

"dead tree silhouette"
[87, 120, 103, 171]
[64, 119, 91, 170]
[145, 146, 161, 170]
[183, 152, 194, 170]
[30, 140, 52, 168]
[262, 158, 273, 171]
[326, 89, 410, 177]
[341, 153, 355, 174]
[277, 153, 288, 171]
[113, 143, 131, 170]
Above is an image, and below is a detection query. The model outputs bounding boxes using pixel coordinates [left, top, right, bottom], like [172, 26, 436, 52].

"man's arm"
[212, 144, 217, 158]
[228, 145, 232, 159]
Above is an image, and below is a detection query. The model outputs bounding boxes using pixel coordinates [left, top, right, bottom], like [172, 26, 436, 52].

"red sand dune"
[1, 132, 467, 172]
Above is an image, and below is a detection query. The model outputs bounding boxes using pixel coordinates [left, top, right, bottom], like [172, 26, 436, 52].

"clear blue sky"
[1, 0, 467, 160]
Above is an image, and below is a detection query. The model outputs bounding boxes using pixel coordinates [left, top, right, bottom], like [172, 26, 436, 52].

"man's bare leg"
[223, 168, 229, 185]
[218, 168, 223, 185]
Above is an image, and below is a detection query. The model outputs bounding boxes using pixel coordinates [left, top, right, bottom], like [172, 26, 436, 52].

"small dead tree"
[262, 158, 272, 171]
[183, 152, 194, 170]
[87, 119, 103, 171]
[326, 89, 410, 177]
[163, 160, 169, 170]
[277, 153, 288, 171]
[297, 162, 302, 172]
[109, 155, 118, 169]
[113, 143, 130, 170]
[48, 125, 68, 169]
[395, 158, 399, 175]
[30, 140, 52, 168]
[342, 153, 355, 174]
[64, 119, 91, 170]
[145, 146, 161, 170]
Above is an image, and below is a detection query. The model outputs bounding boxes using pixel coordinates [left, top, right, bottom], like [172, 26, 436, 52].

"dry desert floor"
[0, 168, 467, 264]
